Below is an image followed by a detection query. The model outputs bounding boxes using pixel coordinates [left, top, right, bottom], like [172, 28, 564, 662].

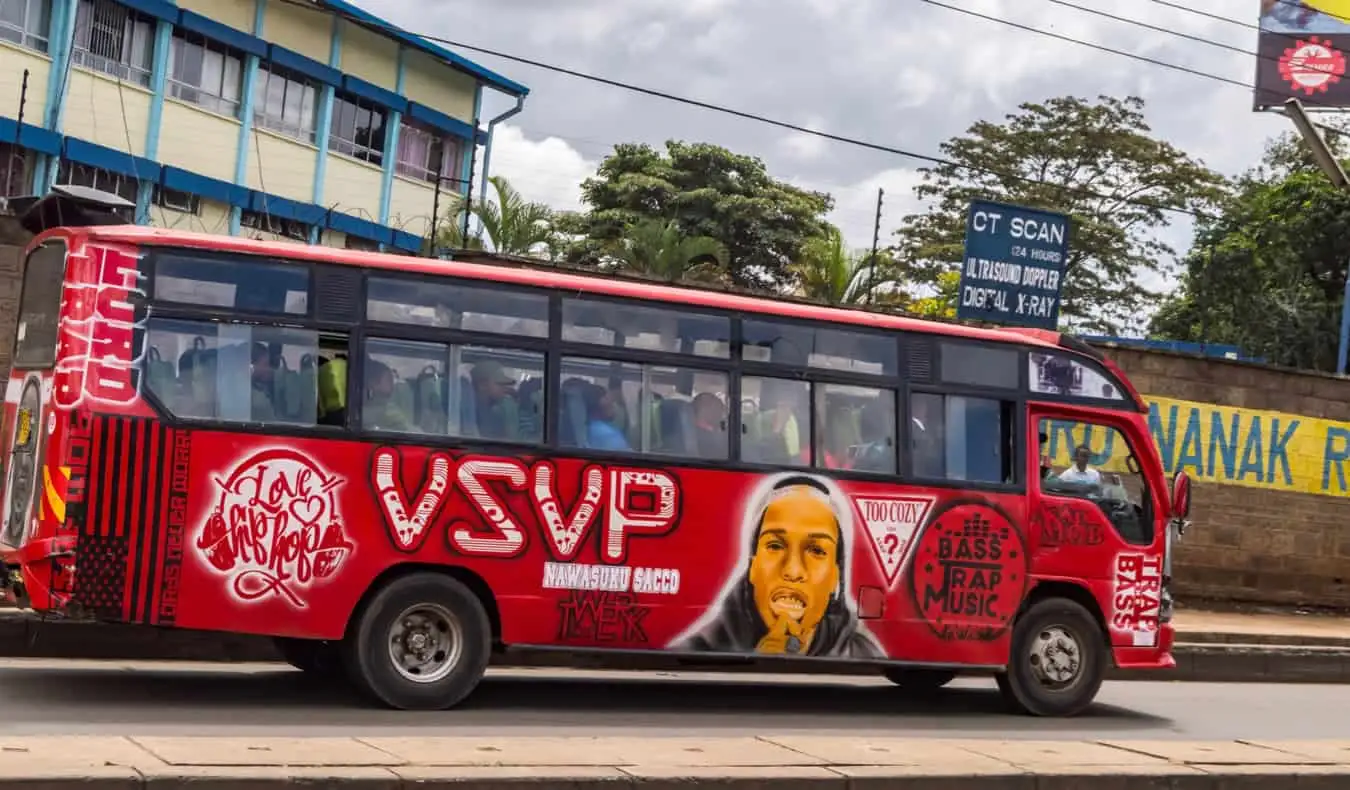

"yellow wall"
[323, 154, 383, 219]
[386, 176, 436, 239]
[402, 49, 476, 122]
[263, 0, 332, 63]
[321, 228, 347, 248]
[1045, 395, 1350, 499]
[339, 21, 398, 90]
[178, 0, 256, 33]
[151, 197, 233, 235]
[244, 128, 316, 202]
[64, 70, 152, 156]
[0, 44, 49, 125]
[159, 101, 239, 184]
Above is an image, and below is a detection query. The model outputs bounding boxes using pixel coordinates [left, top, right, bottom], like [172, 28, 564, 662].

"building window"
[56, 159, 138, 205]
[395, 120, 462, 185]
[253, 63, 317, 143]
[167, 30, 243, 117]
[0, 0, 52, 53]
[0, 142, 30, 197]
[152, 185, 199, 214]
[329, 92, 386, 166]
[70, 0, 154, 87]
[345, 235, 379, 252]
[240, 209, 310, 242]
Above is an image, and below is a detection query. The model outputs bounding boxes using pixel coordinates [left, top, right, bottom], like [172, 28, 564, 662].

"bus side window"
[909, 393, 1014, 484]
[1038, 418, 1151, 543]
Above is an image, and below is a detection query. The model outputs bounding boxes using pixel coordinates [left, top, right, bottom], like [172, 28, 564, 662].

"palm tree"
[607, 218, 728, 283]
[436, 175, 556, 257]
[791, 225, 901, 306]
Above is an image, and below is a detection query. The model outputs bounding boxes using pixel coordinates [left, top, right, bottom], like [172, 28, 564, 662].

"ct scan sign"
[957, 200, 1069, 331]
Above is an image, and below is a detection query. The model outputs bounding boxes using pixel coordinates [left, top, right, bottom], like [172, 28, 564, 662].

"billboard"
[956, 200, 1069, 332]
[1255, 1, 1350, 109]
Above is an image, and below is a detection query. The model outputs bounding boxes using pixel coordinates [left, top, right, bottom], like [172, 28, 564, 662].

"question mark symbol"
[882, 533, 899, 556]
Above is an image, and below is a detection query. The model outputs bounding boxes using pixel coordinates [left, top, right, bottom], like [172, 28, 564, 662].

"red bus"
[0, 203, 1191, 716]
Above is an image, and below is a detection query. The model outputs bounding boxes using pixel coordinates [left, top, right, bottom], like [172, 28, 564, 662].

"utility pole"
[865, 187, 884, 304]
[1283, 98, 1350, 374]
[5, 69, 28, 199]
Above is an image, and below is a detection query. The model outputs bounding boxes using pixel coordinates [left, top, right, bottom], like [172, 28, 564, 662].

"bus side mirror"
[1170, 472, 1192, 520]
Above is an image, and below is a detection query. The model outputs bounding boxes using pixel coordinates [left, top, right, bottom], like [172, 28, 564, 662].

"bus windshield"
[12, 242, 65, 369]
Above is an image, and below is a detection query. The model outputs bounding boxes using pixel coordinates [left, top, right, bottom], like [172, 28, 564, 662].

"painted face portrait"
[670, 474, 882, 659]
[748, 485, 840, 653]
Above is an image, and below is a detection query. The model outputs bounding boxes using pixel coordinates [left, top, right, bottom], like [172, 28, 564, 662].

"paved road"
[0, 659, 1344, 740]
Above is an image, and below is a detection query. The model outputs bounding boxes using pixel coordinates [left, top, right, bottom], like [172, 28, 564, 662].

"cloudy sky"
[358, 0, 1294, 322]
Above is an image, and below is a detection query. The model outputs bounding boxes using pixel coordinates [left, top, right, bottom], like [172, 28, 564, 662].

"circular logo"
[908, 500, 1028, 641]
[1280, 37, 1347, 95]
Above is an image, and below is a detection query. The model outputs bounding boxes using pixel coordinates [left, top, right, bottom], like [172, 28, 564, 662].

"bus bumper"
[1112, 623, 1177, 670]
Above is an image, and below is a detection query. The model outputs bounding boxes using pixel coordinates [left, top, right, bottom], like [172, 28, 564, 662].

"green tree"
[790, 224, 903, 306]
[606, 218, 728, 283]
[436, 175, 556, 257]
[1150, 132, 1350, 372]
[892, 95, 1226, 333]
[564, 141, 834, 291]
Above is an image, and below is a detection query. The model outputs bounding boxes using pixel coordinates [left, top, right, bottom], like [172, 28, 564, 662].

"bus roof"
[42, 224, 1071, 353]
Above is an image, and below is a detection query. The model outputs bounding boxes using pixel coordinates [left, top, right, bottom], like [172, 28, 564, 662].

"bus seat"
[273, 356, 303, 420]
[517, 377, 543, 439]
[297, 354, 318, 424]
[658, 398, 696, 456]
[185, 348, 220, 419]
[457, 376, 479, 437]
[392, 376, 415, 420]
[559, 382, 588, 448]
[144, 346, 176, 403]
[415, 366, 446, 434]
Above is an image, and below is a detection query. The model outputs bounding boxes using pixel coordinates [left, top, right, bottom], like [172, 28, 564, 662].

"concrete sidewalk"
[5, 735, 1350, 788]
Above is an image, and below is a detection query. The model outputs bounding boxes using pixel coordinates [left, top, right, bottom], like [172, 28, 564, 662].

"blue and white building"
[0, 0, 528, 251]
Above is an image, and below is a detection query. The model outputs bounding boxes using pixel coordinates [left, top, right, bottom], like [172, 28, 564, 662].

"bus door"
[1026, 405, 1168, 650]
[1, 241, 67, 558]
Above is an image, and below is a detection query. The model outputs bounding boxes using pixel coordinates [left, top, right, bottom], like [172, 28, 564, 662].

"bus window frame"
[11, 240, 68, 371]
[1024, 349, 1135, 411]
[145, 247, 316, 320]
[128, 243, 1141, 493]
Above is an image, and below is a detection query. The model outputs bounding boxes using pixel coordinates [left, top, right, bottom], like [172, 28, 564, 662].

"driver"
[1056, 445, 1102, 486]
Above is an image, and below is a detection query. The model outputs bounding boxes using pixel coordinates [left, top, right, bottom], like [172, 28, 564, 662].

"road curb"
[1, 615, 1348, 683]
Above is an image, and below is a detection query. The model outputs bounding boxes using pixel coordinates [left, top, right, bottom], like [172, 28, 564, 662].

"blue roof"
[319, 0, 529, 97]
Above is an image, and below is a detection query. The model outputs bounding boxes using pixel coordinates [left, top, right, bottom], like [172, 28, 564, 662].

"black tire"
[882, 667, 958, 691]
[343, 572, 491, 711]
[274, 637, 345, 678]
[998, 597, 1106, 717]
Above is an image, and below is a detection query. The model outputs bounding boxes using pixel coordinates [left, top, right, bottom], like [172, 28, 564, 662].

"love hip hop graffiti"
[53, 245, 147, 411]
[370, 449, 680, 563]
[196, 449, 354, 607]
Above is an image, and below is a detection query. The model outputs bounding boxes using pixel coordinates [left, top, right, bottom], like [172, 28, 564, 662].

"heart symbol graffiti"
[290, 495, 325, 525]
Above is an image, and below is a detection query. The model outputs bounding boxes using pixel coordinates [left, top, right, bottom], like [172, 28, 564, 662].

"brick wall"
[1100, 345, 1350, 608]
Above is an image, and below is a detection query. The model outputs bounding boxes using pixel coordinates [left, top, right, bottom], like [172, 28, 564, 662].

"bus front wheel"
[344, 572, 491, 711]
[998, 597, 1106, 717]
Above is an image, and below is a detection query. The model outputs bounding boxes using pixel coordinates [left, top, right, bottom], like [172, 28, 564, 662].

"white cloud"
[484, 125, 596, 212]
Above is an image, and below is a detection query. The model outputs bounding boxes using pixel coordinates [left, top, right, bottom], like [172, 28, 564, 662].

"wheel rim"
[1027, 625, 1082, 690]
[387, 602, 463, 684]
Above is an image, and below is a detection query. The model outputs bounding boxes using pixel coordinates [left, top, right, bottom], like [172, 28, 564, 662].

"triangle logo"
[852, 495, 936, 587]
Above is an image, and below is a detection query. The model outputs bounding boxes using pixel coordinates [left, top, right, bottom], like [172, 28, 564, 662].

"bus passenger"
[469, 360, 518, 440]
[250, 343, 276, 421]
[692, 392, 727, 458]
[581, 382, 630, 451]
[363, 360, 415, 433]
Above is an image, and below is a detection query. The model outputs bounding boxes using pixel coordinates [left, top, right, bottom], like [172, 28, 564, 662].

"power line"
[269, 0, 1211, 219]
[1140, 0, 1257, 30]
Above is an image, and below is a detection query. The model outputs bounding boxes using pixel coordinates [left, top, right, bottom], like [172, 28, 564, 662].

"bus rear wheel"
[882, 667, 958, 692]
[343, 572, 491, 711]
[998, 597, 1106, 717]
